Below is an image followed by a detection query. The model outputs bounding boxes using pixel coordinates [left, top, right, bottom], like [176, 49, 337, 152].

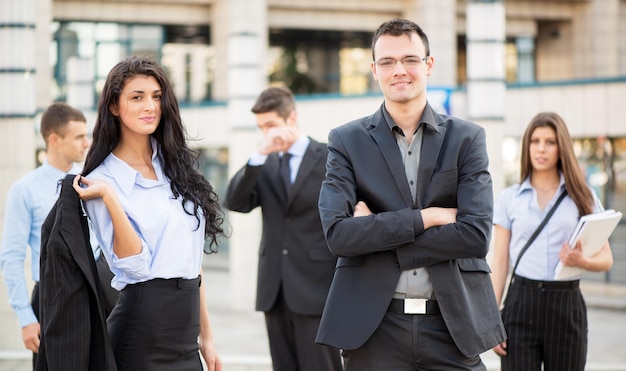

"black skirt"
[107, 277, 202, 371]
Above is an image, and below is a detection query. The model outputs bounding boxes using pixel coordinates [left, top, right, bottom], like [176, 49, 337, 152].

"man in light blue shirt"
[0, 102, 93, 367]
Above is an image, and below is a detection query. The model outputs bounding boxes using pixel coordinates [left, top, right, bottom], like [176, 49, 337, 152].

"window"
[52, 22, 163, 101]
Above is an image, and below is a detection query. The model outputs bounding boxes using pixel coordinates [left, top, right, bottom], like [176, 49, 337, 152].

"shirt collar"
[42, 160, 73, 176]
[382, 101, 440, 136]
[284, 133, 310, 158]
[103, 137, 163, 198]
[517, 172, 566, 196]
[40, 161, 74, 196]
[42, 160, 82, 180]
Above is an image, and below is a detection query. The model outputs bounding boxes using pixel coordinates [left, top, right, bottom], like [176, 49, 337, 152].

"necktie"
[279, 152, 292, 196]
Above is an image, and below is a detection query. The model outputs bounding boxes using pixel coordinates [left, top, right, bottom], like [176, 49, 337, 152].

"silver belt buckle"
[404, 298, 427, 314]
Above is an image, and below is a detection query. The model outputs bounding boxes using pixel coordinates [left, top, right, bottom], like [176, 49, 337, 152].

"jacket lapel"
[416, 121, 446, 209]
[368, 108, 414, 207]
[58, 176, 100, 298]
[288, 139, 321, 206]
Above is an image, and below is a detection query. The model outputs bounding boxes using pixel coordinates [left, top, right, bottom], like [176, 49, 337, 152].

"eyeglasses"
[374, 56, 428, 70]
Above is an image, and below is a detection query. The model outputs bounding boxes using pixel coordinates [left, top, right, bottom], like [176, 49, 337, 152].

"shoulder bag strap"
[511, 190, 568, 276]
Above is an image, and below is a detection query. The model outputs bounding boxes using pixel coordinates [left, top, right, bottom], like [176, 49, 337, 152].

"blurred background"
[1, 0, 625, 357]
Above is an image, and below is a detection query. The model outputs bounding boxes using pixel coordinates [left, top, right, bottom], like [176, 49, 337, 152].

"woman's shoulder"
[499, 183, 523, 199]
[496, 183, 528, 211]
[85, 154, 116, 179]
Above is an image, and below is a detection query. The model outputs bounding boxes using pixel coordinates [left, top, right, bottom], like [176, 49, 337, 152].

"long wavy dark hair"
[82, 55, 224, 252]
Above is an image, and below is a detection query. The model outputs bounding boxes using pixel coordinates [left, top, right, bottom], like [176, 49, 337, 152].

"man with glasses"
[315, 18, 505, 370]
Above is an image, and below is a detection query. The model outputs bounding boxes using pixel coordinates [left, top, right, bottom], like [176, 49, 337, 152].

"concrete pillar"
[590, 0, 619, 78]
[166, 46, 188, 100]
[211, 4, 228, 101]
[0, 0, 37, 353]
[33, 0, 52, 111]
[66, 57, 94, 111]
[466, 0, 506, 195]
[213, 0, 268, 311]
[190, 47, 210, 103]
[404, 0, 457, 88]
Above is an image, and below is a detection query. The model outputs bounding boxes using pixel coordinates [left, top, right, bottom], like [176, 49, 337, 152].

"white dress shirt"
[84, 139, 205, 290]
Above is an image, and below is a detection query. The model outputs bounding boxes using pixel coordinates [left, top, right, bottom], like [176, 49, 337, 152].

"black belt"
[388, 298, 441, 315]
[512, 275, 579, 290]
[132, 276, 201, 289]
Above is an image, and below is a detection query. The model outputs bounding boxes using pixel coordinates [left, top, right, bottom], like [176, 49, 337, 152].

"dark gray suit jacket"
[315, 103, 506, 357]
[36, 175, 117, 371]
[224, 138, 337, 315]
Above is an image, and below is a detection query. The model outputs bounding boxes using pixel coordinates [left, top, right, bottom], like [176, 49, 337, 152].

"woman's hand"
[560, 240, 613, 272]
[199, 337, 222, 371]
[72, 174, 112, 201]
[559, 240, 588, 268]
[492, 340, 507, 357]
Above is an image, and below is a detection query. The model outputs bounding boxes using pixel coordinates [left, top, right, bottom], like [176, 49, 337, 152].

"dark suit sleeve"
[395, 126, 493, 270]
[319, 128, 418, 257]
[223, 164, 263, 212]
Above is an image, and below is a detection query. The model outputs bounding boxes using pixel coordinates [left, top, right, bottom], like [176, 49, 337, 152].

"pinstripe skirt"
[501, 275, 587, 371]
[107, 277, 202, 371]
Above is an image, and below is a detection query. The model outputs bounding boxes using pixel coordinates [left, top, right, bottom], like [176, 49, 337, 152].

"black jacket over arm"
[36, 174, 116, 371]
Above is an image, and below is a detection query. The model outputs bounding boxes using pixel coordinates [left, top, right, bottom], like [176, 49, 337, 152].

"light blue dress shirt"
[494, 174, 603, 281]
[0, 161, 88, 327]
[84, 139, 205, 291]
[248, 133, 310, 183]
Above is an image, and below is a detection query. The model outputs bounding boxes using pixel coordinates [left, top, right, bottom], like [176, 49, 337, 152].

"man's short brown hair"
[251, 86, 296, 120]
[40, 102, 86, 144]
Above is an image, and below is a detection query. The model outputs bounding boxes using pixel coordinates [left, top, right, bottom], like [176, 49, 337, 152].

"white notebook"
[553, 209, 622, 280]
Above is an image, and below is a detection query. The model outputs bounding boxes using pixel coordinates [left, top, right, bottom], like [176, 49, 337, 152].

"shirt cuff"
[248, 151, 268, 166]
[112, 241, 151, 280]
[412, 209, 425, 236]
[17, 307, 38, 328]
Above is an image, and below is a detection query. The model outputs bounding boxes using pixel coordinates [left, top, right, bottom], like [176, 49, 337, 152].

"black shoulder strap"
[511, 190, 568, 276]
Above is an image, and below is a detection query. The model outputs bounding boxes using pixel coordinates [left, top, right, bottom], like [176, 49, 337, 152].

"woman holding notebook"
[490, 112, 614, 371]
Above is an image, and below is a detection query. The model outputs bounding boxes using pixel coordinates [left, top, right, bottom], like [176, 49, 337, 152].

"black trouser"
[341, 307, 485, 370]
[501, 275, 587, 371]
[264, 289, 343, 371]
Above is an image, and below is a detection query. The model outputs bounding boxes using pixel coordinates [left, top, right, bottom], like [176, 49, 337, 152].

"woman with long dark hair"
[73, 55, 224, 371]
[490, 112, 613, 371]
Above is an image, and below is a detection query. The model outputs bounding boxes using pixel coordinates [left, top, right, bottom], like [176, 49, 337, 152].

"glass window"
[505, 41, 518, 83]
[457, 36, 536, 85]
[339, 47, 372, 95]
[268, 29, 371, 95]
[52, 21, 170, 107]
[162, 43, 214, 104]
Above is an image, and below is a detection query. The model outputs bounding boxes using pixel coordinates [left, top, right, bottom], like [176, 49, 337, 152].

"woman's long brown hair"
[520, 112, 594, 216]
[82, 56, 225, 252]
